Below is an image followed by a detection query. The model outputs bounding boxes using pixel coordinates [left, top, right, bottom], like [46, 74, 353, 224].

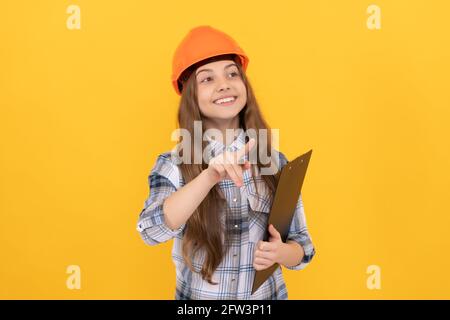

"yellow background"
[1, 0, 449, 299]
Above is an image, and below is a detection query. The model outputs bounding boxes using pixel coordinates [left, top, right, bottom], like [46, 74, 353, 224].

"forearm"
[278, 240, 305, 268]
[163, 168, 217, 230]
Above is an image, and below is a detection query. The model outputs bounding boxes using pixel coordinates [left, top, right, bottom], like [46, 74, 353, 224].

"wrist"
[277, 242, 289, 265]
[202, 167, 219, 188]
[278, 241, 304, 268]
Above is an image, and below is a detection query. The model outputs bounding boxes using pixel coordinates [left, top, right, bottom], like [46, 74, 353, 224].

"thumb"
[268, 224, 281, 241]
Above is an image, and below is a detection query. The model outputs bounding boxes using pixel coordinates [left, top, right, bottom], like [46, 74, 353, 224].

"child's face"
[195, 59, 247, 123]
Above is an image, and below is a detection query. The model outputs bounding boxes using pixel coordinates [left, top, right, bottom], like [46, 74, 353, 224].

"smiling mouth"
[213, 96, 238, 105]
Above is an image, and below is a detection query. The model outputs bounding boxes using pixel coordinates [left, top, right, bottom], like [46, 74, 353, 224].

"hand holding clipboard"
[251, 149, 312, 295]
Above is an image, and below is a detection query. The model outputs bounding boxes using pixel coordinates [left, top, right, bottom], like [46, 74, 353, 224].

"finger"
[239, 161, 251, 173]
[268, 224, 282, 240]
[213, 164, 226, 179]
[255, 250, 275, 261]
[258, 241, 264, 251]
[224, 152, 243, 181]
[231, 164, 243, 185]
[257, 240, 264, 251]
[223, 163, 239, 185]
[245, 162, 254, 177]
[224, 164, 242, 187]
[254, 257, 273, 266]
[258, 241, 273, 251]
[253, 262, 268, 271]
[260, 241, 277, 252]
[236, 138, 256, 161]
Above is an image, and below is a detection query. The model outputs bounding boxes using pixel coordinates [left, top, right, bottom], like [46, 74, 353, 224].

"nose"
[216, 77, 231, 92]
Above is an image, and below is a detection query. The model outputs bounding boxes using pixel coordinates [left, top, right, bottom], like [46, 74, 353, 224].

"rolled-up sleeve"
[284, 194, 316, 270]
[136, 153, 185, 246]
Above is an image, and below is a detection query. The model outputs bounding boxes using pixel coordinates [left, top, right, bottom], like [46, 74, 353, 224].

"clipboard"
[251, 149, 312, 295]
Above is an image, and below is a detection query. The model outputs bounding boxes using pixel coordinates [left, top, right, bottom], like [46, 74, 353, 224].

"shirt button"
[234, 224, 238, 228]
[232, 198, 237, 202]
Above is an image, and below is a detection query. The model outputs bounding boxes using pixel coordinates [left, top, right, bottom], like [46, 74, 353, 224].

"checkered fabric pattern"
[137, 130, 315, 299]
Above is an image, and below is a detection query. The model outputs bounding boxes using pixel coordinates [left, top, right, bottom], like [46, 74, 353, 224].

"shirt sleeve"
[278, 151, 316, 271]
[136, 153, 186, 246]
[284, 193, 316, 270]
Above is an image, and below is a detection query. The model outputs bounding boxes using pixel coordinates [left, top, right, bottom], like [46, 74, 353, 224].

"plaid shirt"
[136, 130, 315, 300]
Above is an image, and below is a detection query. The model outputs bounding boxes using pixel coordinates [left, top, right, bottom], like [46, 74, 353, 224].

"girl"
[136, 25, 315, 300]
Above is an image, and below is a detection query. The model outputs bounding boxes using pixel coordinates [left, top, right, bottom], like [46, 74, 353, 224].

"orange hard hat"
[171, 25, 249, 95]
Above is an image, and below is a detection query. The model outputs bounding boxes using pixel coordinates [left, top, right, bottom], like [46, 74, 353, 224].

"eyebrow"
[195, 63, 238, 77]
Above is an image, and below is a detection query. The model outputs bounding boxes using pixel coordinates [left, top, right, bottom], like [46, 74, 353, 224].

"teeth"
[214, 96, 236, 104]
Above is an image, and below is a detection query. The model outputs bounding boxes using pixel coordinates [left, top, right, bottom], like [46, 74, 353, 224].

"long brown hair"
[176, 54, 280, 284]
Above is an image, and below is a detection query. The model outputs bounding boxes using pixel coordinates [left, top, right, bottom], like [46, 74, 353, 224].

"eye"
[200, 71, 239, 84]
[200, 76, 213, 83]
